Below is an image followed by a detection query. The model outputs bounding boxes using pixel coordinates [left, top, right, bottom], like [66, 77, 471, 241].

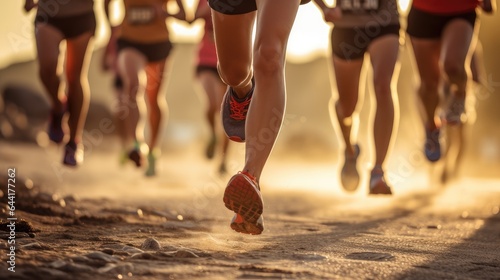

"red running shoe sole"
[223, 173, 263, 225]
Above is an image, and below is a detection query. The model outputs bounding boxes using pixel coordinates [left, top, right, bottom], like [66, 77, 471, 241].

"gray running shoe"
[444, 96, 466, 125]
[221, 84, 254, 142]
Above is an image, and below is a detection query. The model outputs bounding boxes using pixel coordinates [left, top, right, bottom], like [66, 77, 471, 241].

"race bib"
[339, 0, 380, 13]
[128, 6, 155, 25]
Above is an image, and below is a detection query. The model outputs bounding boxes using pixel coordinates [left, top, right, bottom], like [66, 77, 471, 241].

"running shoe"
[221, 83, 254, 143]
[63, 141, 83, 167]
[369, 167, 392, 195]
[444, 96, 466, 125]
[340, 144, 360, 192]
[48, 109, 65, 144]
[230, 213, 264, 235]
[424, 127, 441, 162]
[128, 148, 142, 167]
[145, 152, 156, 177]
[205, 135, 216, 159]
[223, 171, 263, 230]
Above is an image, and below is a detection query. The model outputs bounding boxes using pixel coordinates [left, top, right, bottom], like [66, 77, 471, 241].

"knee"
[373, 79, 392, 100]
[336, 98, 357, 117]
[124, 76, 141, 97]
[217, 63, 250, 88]
[443, 61, 467, 83]
[253, 45, 284, 78]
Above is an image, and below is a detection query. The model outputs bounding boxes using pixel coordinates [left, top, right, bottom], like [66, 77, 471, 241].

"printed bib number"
[339, 0, 380, 12]
[128, 6, 155, 25]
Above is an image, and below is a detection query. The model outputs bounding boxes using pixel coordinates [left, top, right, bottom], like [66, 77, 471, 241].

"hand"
[24, 0, 37, 12]
[323, 7, 342, 23]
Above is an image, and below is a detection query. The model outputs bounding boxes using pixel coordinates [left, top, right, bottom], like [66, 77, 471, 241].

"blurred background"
[0, 0, 498, 194]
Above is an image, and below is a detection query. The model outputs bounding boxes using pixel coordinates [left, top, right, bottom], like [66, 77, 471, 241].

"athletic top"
[36, 0, 94, 18]
[334, 0, 399, 28]
[412, 0, 480, 14]
[197, 0, 217, 67]
[120, 0, 170, 43]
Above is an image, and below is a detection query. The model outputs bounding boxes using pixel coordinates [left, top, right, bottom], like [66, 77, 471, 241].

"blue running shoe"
[48, 110, 65, 144]
[63, 141, 83, 167]
[425, 127, 441, 162]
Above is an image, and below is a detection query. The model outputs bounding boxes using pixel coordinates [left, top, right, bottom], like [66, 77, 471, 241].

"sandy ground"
[0, 37, 499, 279]
[0, 136, 499, 280]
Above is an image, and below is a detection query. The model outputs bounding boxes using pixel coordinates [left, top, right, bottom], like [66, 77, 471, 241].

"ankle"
[371, 165, 384, 175]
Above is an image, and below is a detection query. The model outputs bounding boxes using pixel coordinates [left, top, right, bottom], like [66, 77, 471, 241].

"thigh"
[211, 9, 255, 74]
[254, 0, 300, 53]
[333, 56, 364, 100]
[441, 19, 476, 68]
[145, 60, 167, 96]
[65, 32, 94, 81]
[409, 37, 441, 85]
[369, 35, 399, 85]
[118, 48, 148, 88]
[35, 23, 64, 71]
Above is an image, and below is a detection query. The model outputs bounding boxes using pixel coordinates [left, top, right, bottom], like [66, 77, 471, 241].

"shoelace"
[229, 95, 251, 120]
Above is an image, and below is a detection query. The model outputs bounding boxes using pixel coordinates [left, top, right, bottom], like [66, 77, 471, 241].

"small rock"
[97, 263, 134, 274]
[102, 249, 114, 255]
[427, 225, 442, 229]
[121, 246, 144, 254]
[60, 262, 95, 273]
[140, 237, 161, 251]
[174, 250, 199, 258]
[130, 252, 156, 260]
[49, 260, 68, 269]
[85, 251, 118, 263]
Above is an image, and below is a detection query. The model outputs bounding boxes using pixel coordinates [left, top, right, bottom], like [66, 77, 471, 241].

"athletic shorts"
[117, 38, 172, 63]
[407, 8, 477, 39]
[35, 12, 96, 39]
[209, 0, 311, 15]
[331, 24, 400, 60]
[196, 65, 220, 77]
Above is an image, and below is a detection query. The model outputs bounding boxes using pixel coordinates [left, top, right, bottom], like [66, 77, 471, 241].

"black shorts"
[35, 12, 96, 39]
[331, 24, 400, 60]
[196, 65, 220, 77]
[407, 8, 477, 39]
[209, 0, 311, 15]
[117, 38, 172, 62]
